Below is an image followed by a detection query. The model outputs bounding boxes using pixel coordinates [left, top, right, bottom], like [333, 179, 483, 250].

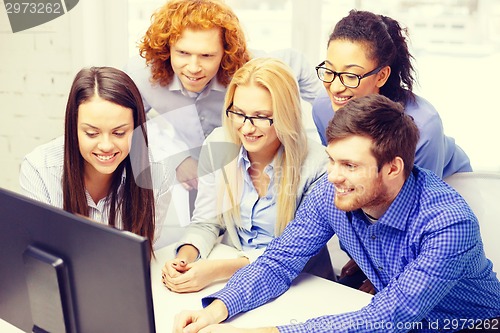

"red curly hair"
[139, 0, 250, 87]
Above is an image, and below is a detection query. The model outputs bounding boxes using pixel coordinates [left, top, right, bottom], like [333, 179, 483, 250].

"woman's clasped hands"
[162, 257, 218, 293]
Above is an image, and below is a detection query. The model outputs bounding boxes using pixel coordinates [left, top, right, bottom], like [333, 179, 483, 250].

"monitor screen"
[0, 187, 155, 333]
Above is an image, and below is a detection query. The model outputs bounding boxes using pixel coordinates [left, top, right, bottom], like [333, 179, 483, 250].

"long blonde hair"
[218, 58, 308, 235]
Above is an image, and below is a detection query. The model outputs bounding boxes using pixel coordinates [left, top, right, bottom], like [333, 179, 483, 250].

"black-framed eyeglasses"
[315, 61, 384, 88]
[225, 103, 274, 127]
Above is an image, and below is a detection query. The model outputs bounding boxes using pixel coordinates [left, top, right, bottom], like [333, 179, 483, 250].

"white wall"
[0, 0, 128, 193]
[0, 3, 70, 193]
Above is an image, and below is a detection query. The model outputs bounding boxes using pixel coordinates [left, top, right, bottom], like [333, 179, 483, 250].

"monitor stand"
[23, 246, 77, 333]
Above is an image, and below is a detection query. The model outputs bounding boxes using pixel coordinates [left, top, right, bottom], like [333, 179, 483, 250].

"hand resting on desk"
[173, 299, 277, 333]
[179, 324, 277, 333]
[162, 244, 250, 293]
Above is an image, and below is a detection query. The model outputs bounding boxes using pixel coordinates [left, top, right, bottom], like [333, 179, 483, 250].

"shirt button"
[200, 116, 205, 121]
[371, 235, 376, 239]
[378, 266, 383, 271]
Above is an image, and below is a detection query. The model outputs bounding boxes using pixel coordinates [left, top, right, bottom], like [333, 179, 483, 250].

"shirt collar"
[210, 77, 226, 92]
[351, 167, 418, 231]
[237, 146, 283, 174]
[376, 168, 418, 231]
[84, 170, 126, 208]
[169, 75, 226, 95]
[169, 74, 183, 92]
[237, 147, 251, 170]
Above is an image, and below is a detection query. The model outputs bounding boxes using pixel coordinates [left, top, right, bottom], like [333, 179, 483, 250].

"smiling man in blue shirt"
[173, 94, 500, 333]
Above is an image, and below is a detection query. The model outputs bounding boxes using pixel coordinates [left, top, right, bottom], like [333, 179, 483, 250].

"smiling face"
[326, 135, 392, 216]
[230, 84, 281, 164]
[77, 95, 134, 181]
[323, 39, 389, 111]
[170, 27, 225, 93]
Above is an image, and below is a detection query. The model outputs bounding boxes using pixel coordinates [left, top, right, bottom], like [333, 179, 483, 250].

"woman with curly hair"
[125, 0, 321, 191]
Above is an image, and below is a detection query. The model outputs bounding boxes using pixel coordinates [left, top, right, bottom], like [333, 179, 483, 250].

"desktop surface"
[151, 244, 373, 330]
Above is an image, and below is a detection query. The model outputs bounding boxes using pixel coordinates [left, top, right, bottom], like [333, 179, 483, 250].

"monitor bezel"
[0, 187, 156, 333]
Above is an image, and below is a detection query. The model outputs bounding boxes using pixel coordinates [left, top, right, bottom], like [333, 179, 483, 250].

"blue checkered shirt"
[203, 166, 500, 332]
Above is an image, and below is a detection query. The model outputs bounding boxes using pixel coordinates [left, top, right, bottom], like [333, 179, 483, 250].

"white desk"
[151, 244, 373, 330]
[1, 244, 373, 332]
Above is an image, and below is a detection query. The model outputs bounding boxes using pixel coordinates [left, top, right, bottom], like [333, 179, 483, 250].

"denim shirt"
[237, 148, 277, 251]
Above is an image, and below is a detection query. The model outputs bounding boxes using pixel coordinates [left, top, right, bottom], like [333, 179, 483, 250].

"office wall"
[0, 0, 128, 193]
[0, 6, 70, 193]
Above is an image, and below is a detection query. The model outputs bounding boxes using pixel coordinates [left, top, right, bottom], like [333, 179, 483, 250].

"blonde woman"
[162, 58, 331, 292]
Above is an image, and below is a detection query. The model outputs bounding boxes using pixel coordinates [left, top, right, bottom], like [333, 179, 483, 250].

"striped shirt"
[19, 136, 174, 247]
[203, 166, 500, 332]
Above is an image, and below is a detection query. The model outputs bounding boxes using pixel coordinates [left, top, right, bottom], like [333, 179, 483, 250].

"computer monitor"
[0, 187, 155, 333]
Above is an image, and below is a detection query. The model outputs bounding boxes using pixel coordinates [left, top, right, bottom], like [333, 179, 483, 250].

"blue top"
[237, 148, 277, 250]
[203, 167, 500, 333]
[312, 92, 472, 178]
